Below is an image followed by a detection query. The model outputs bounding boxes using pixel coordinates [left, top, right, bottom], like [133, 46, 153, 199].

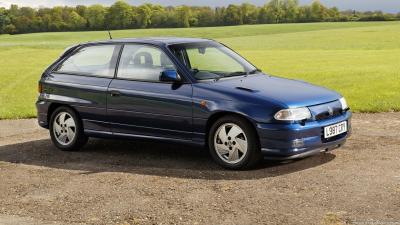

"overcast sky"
[0, 0, 399, 13]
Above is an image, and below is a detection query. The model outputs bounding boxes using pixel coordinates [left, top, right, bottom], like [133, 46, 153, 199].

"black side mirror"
[160, 69, 181, 82]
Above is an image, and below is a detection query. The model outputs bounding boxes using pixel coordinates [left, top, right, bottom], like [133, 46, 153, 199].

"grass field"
[0, 21, 399, 119]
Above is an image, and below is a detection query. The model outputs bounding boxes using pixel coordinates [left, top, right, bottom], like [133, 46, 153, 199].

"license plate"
[324, 121, 347, 139]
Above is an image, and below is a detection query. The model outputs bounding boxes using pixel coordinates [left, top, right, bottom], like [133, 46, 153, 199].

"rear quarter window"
[54, 45, 117, 77]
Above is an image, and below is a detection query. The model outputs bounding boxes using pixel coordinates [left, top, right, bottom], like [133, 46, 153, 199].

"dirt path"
[0, 114, 399, 225]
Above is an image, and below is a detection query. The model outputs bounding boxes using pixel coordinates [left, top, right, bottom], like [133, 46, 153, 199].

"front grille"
[309, 100, 343, 121]
[315, 109, 343, 121]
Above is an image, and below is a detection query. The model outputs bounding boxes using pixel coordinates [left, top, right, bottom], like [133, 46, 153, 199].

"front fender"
[192, 97, 281, 139]
[194, 97, 279, 123]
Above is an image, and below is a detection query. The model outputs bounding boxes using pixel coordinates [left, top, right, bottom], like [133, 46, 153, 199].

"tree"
[4, 24, 16, 34]
[13, 15, 30, 33]
[75, 5, 87, 18]
[310, 0, 328, 21]
[266, 0, 284, 23]
[258, 5, 271, 23]
[163, 7, 179, 27]
[281, 0, 299, 23]
[86, 4, 106, 30]
[8, 4, 18, 19]
[48, 6, 66, 31]
[0, 8, 11, 34]
[36, 8, 50, 31]
[326, 7, 340, 21]
[176, 6, 191, 27]
[298, 5, 312, 22]
[196, 7, 215, 27]
[214, 7, 226, 26]
[0, 1, 399, 35]
[105, 0, 134, 29]
[68, 11, 86, 30]
[224, 4, 242, 25]
[150, 6, 167, 28]
[240, 3, 258, 24]
[136, 4, 153, 28]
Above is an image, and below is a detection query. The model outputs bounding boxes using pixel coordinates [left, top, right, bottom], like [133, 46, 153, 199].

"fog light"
[292, 139, 304, 148]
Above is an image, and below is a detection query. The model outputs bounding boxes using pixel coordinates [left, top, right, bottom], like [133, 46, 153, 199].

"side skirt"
[84, 129, 205, 147]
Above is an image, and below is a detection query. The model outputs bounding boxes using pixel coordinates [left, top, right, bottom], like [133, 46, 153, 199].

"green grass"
[0, 21, 399, 119]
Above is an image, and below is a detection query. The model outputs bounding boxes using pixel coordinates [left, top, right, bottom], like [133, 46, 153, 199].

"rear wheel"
[49, 106, 88, 151]
[208, 115, 262, 170]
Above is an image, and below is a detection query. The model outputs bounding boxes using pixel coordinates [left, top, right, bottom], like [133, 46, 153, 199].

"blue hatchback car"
[36, 37, 351, 169]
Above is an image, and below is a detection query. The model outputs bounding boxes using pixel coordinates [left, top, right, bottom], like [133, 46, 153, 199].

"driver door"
[107, 44, 193, 140]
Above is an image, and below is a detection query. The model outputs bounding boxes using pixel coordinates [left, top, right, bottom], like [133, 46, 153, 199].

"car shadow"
[0, 138, 335, 180]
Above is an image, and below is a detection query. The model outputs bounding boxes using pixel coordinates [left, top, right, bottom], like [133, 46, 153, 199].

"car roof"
[83, 37, 214, 46]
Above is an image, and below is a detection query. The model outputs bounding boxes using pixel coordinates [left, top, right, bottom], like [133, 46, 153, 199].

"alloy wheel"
[53, 112, 76, 146]
[214, 123, 248, 164]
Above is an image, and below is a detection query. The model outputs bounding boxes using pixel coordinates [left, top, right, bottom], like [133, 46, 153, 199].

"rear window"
[54, 45, 117, 77]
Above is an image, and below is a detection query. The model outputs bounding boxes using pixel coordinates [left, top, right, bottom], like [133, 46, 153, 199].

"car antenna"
[107, 30, 113, 40]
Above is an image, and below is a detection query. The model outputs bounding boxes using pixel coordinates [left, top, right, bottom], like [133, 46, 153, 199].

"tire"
[208, 115, 262, 170]
[49, 106, 88, 151]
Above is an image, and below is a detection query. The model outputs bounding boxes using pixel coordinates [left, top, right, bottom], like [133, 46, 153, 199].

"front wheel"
[208, 115, 262, 170]
[49, 106, 88, 151]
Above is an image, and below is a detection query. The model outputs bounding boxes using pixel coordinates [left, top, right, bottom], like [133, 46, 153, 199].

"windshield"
[169, 42, 259, 80]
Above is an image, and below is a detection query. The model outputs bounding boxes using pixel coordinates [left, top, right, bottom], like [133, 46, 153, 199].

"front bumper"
[256, 111, 352, 160]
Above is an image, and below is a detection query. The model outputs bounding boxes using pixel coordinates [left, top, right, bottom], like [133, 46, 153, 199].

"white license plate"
[324, 121, 347, 139]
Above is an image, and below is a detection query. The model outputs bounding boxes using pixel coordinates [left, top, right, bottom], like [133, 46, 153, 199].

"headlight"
[274, 107, 311, 121]
[339, 97, 348, 110]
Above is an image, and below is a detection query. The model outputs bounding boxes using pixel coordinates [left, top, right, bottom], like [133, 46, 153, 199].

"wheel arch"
[47, 103, 81, 125]
[205, 111, 260, 146]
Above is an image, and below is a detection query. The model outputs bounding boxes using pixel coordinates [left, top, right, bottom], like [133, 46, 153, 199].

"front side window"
[170, 42, 258, 80]
[117, 44, 176, 82]
[55, 45, 117, 77]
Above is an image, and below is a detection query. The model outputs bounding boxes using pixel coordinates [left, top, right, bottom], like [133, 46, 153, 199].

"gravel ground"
[0, 113, 399, 225]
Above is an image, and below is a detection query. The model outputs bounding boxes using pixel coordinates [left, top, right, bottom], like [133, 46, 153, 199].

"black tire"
[208, 115, 262, 170]
[49, 106, 88, 151]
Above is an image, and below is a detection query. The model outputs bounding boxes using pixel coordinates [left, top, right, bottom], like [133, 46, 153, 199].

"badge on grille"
[328, 106, 334, 116]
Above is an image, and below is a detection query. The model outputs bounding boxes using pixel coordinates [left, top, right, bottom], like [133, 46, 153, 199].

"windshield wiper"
[225, 68, 261, 78]
[225, 71, 248, 77]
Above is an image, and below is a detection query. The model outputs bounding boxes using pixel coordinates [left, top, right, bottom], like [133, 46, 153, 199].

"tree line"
[1, 0, 399, 35]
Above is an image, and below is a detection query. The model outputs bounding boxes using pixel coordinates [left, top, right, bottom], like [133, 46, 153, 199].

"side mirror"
[160, 69, 181, 82]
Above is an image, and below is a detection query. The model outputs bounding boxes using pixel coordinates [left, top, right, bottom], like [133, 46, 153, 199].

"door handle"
[110, 90, 121, 97]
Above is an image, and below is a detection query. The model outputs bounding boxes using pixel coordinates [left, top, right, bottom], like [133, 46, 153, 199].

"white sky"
[0, 0, 399, 13]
